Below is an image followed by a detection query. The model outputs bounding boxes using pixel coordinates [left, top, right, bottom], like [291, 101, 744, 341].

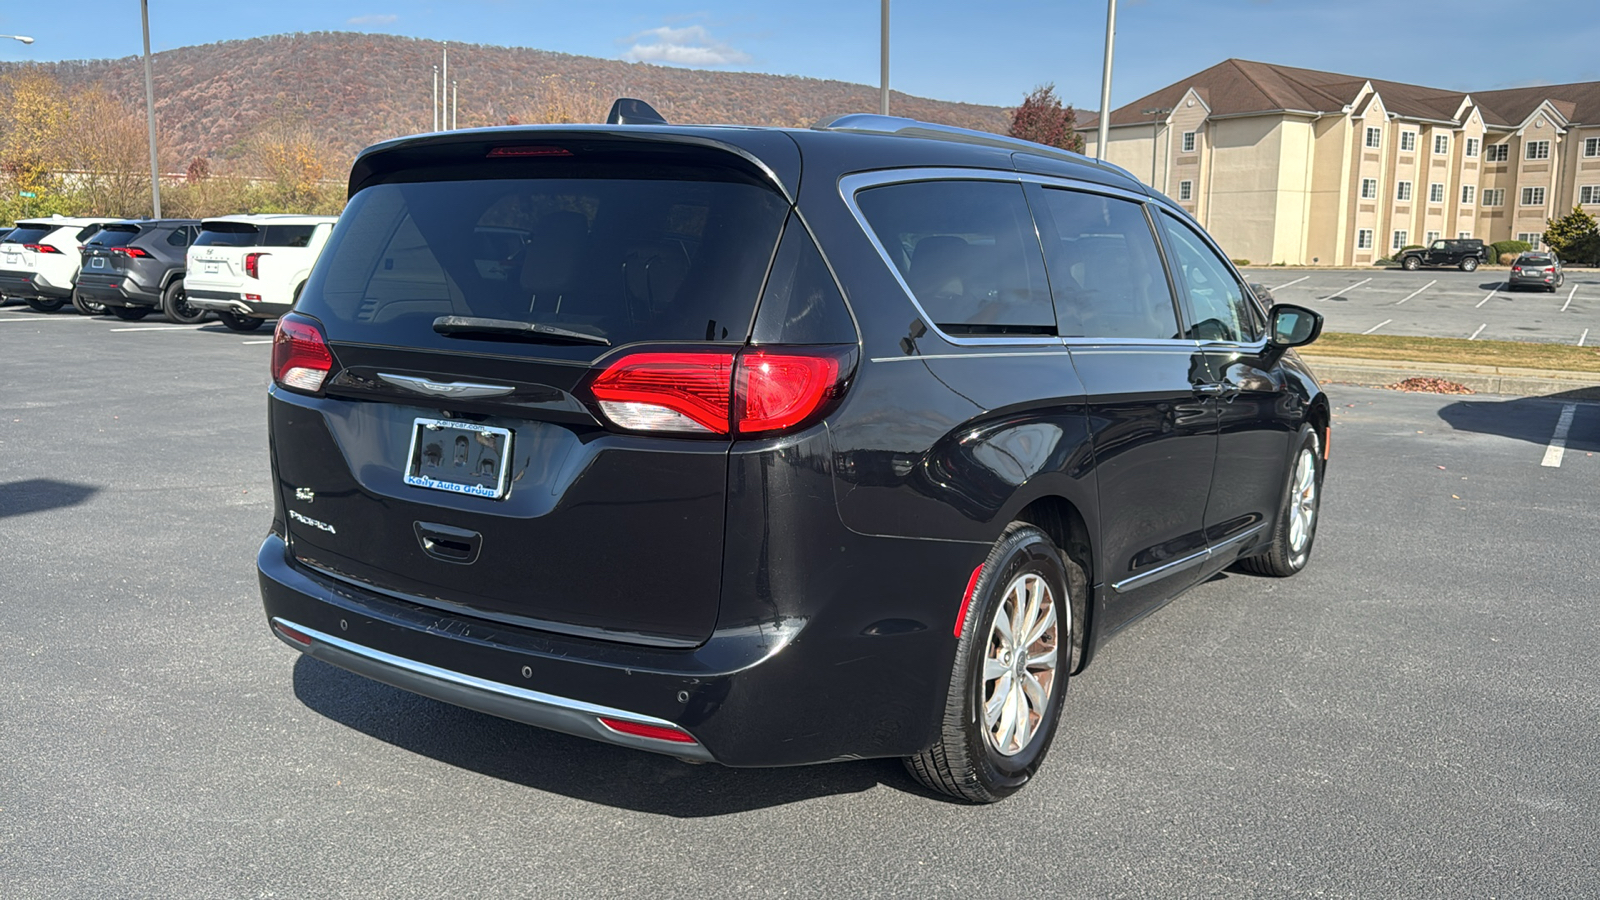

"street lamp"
[0, 34, 34, 44]
[1141, 107, 1171, 191]
[1095, 0, 1117, 161]
[140, 0, 161, 218]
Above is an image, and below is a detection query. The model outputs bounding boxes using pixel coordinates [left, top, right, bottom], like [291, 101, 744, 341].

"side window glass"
[1030, 186, 1180, 340]
[1157, 212, 1260, 343]
[166, 227, 190, 248]
[856, 179, 1055, 336]
[751, 212, 856, 344]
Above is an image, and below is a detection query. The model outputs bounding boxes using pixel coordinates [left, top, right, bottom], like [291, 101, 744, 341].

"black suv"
[259, 109, 1329, 803]
[76, 219, 203, 321]
[1395, 238, 1487, 271]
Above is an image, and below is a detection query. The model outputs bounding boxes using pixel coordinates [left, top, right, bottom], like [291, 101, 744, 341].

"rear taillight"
[24, 243, 60, 254]
[587, 346, 852, 437]
[272, 313, 333, 393]
[245, 252, 266, 279]
[113, 247, 151, 259]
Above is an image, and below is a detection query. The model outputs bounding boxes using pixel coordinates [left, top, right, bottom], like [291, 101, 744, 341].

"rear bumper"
[76, 274, 160, 307]
[0, 270, 67, 300]
[1508, 274, 1556, 288]
[188, 289, 287, 317]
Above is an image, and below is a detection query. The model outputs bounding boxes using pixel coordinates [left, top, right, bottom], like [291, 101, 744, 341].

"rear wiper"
[432, 316, 610, 347]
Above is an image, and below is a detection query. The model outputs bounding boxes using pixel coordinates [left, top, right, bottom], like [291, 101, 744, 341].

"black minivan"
[260, 111, 1329, 803]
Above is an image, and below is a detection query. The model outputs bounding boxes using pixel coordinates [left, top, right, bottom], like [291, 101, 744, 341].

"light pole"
[879, 0, 889, 116]
[1095, 0, 1117, 161]
[432, 65, 439, 131]
[139, 1, 161, 217]
[0, 34, 34, 44]
[1141, 107, 1171, 190]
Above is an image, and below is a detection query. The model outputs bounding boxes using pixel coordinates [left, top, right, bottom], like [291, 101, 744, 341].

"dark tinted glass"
[88, 225, 141, 248]
[74, 225, 105, 242]
[1031, 186, 1180, 340]
[298, 176, 788, 356]
[856, 180, 1055, 335]
[4, 226, 55, 244]
[195, 223, 262, 247]
[165, 227, 191, 247]
[263, 225, 316, 248]
[1158, 211, 1261, 343]
[750, 213, 856, 345]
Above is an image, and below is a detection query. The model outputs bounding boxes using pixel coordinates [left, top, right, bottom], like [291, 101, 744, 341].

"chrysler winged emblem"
[377, 373, 515, 400]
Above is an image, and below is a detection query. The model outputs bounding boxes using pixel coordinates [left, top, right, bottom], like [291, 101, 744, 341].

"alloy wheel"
[1288, 448, 1317, 553]
[982, 572, 1060, 757]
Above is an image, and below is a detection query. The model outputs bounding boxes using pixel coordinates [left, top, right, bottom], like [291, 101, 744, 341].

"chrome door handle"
[1193, 382, 1240, 398]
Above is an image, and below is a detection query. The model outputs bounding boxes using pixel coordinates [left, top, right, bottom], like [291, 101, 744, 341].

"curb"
[1298, 354, 1600, 400]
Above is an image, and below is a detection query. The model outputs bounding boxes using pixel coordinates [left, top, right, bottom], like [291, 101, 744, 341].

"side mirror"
[1268, 303, 1323, 349]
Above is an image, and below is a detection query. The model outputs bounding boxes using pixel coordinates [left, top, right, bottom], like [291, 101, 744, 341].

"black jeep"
[1395, 239, 1487, 272]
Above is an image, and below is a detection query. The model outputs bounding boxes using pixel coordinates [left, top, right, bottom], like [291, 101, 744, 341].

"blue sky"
[5, 1, 1599, 111]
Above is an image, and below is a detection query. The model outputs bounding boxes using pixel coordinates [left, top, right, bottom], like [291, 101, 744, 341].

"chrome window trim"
[1111, 523, 1268, 593]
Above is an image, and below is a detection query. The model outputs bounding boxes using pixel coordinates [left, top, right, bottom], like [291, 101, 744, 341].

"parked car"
[1507, 251, 1564, 292]
[1396, 238, 1487, 271]
[258, 107, 1329, 803]
[75, 219, 202, 321]
[185, 214, 337, 331]
[0, 216, 123, 311]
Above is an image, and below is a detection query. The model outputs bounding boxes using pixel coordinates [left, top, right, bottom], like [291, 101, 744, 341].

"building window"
[1465, 137, 1480, 157]
[1526, 140, 1550, 161]
[1182, 131, 1196, 153]
[1178, 180, 1193, 201]
[1357, 229, 1374, 250]
[1429, 183, 1445, 203]
[1361, 178, 1377, 199]
[1518, 232, 1543, 247]
[1458, 232, 1473, 239]
[1461, 185, 1476, 205]
[1365, 127, 1382, 149]
[1586, 138, 1600, 158]
[1521, 186, 1546, 206]
[1392, 230, 1409, 251]
[1400, 131, 1417, 152]
[1486, 144, 1509, 162]
[1397, 181, 1413, 201]
[1425, 231, 1440, 244]
[1434, 134, 1449, 155]
[1581, 185, 1600, 205]
[1482, 188, 1504, 207]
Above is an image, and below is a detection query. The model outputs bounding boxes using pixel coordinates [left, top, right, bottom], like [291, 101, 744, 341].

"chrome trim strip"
[377, 373, 516, 400]
[1111, 524, 1269, 594]
[869, 350, 1074, 364]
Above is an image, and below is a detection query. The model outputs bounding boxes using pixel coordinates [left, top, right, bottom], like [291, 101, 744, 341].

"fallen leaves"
[1381, 377, 1475, 394]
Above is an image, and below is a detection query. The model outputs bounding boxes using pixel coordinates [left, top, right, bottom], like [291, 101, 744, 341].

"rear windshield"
[5, 226, 56, 245]
[298, 176, 788, 356]
[195, 223, 262, 248]
[87, 225, 142, 248]
[1520, 254, 1553, 264]
[264, 224, 317, 247]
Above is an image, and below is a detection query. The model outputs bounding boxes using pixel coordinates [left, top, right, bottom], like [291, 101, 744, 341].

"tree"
[1544, 207, 1600, 265]
[1008, 84, 1085, 154]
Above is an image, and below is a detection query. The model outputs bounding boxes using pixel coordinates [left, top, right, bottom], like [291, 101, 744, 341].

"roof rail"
[812, 113, 1141, 182]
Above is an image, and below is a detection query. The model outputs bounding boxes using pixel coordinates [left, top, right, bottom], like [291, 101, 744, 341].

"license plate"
[404, 418, 513, 499]
[91, 257, 105, 268]
[4, 253, 16, 265]
[202, 262, 221, 275]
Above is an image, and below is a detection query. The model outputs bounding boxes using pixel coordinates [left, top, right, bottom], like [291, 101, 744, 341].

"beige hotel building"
[1080, 59, 1600, 265]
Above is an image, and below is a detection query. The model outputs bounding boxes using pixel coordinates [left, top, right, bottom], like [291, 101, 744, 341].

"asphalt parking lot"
[4, 310, 1599, 898]
[1245, 266, 1600, 345]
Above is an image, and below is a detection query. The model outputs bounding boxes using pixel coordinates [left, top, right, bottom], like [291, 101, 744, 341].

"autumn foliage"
[1008, 84, 1085, 154]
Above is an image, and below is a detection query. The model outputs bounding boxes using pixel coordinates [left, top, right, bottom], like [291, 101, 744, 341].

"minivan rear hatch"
[277, 133, 795, 646]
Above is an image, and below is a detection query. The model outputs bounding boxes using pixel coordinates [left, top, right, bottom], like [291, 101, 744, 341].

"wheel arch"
[1012, 495, 1092, 675]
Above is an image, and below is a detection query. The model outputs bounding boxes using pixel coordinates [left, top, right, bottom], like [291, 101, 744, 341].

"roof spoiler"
[606, 98, 668, 126]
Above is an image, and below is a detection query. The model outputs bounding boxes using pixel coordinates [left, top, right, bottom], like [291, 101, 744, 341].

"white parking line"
[1319, 277, 1371, 300]
[1394, 280, 1436, 305]
[108, 324, 206, 333]
[1561, 284, 1578, 312]
[1540, 404, 1577, 468]
[1475, 283, 1505, 309]
[0, 316, 87, 324]
[1468, 324, 1487, 341]
[1271, 275, 1310, 291]
[1580, 329, 1590, 348]
[1362, 319, 1392, 335]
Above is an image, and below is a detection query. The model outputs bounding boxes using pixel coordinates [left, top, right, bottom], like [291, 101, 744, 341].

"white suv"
[185, 214, 337, 332]
[0, 216, 124, 312]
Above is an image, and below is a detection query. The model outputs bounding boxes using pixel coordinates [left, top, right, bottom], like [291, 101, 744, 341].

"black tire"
[1401, 256, 1421, 270]
[1460, 257, 1479, 272]
[25, 297, 64, 312]
[161, 279, 206, 324]
[72, 288, 106, 316]
[217, 311, 265, 332]
[1238, 425, 1323, 578]
[106, 303, 151, 321]
[905, 524, 1083, 804]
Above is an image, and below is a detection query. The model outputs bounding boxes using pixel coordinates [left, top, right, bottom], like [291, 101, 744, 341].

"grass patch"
[1306, 332, 1600, 373]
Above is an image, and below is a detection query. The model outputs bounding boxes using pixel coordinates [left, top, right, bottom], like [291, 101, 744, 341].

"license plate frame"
[202, 261, 221, 275]
[91, 256, 106, 269]
[403, 417, 514, 500]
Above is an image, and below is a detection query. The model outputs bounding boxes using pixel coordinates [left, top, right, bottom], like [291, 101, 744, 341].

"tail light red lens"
[272, 313, 333, 393]
[588, 347, 852, 437]
[25, 243, 60, 254]
[487, 145, 573, 158]
[113, 247, 151, 259]
[245, 252, 265, 279]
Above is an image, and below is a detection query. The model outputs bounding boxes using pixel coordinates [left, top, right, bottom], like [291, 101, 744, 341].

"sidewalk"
[1299, 353, 1600, 400]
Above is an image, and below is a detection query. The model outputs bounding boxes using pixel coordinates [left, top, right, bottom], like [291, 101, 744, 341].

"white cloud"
[348, 14, 398, 25]
[621, 24, 751, 67]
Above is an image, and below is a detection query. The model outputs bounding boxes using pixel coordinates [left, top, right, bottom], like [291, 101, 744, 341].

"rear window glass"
[88, 225, 142, 248]
[1521, 254, 1553, 263]
[854, 180, 1055, 336]
[196, 223, 262, 247]
[263, 225, 316, 248]
[298, 177, 788, 356]
[5, 226, 55, 245]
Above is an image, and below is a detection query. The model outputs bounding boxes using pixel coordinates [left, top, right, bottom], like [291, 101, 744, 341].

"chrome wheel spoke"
[1011, 687, 1032, 749]
[1026, 645, 1057, 673]
[1024, 599, 1056, 647]
[983, 656, 1010, 681]
[985, 672, 1013, 727]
